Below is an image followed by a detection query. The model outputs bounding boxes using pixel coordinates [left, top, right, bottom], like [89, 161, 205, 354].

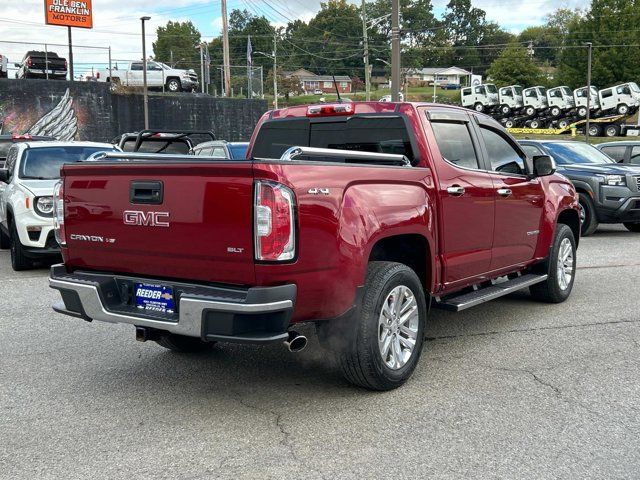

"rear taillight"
[53, 181, 66, 246]
[96, 71, 100, 79]
[254, 181, 295, 261]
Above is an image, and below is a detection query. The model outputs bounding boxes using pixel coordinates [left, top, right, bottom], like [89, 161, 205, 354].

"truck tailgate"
[61, 162, 256, 285]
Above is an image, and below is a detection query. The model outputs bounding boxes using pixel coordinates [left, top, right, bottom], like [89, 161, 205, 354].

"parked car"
[16, 51, 67, 80]
[0, 53, 8, 78]
[192, 141, 249, 159]
[0, 141, 118, 270]
[96, 61, 199, 92]
[49, 102, 580, 390]
[441, 83, 461, 90]
[0, 134, 53, 168]
[313, 89, 323, 95]
[114, 130, 215, 154]
[519, 139, 640, 235]
[597, 141, 640, 165]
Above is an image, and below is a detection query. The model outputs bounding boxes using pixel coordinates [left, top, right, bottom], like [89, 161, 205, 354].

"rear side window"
[252, 117, 415, 164]
[480, 127, 525, 175]
[600, 146, 627, 162]
[5, 146, 19, 176]
[430, 122, 479, 170]
[601, 89, 612, 98]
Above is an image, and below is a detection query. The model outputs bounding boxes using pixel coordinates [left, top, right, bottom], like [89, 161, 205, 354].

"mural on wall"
[0, 89, 79, 140]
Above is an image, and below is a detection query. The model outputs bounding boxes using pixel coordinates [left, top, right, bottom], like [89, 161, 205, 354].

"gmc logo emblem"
[123, 210, 170, 227]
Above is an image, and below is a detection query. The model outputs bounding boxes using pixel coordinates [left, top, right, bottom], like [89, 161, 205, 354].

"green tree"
[486, 43, 543, 86]
[152, 21, 201, 69]
[557, 0, 640, 88]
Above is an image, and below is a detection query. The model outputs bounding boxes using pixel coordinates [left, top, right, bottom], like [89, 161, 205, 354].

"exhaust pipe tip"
[284, 330, 307, 353]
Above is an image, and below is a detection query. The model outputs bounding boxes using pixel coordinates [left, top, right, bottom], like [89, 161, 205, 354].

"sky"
[0, 0, 583, 76]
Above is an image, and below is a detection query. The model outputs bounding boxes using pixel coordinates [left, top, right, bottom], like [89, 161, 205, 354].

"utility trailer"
[506, 113, 640, 138]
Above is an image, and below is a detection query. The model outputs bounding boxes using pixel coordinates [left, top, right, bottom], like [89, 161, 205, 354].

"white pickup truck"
[97, 61, 199, 92]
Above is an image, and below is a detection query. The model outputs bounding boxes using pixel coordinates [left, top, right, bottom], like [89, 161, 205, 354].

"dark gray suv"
[519, 140, 640, 235]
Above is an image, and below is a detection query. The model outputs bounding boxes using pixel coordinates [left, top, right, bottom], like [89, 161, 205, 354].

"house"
[404, 67, 472, 86]
[283, 68, 352, 94]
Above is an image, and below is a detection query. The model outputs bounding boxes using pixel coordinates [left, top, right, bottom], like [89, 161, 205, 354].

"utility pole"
[199, 44, 205, 93]
[67, 27, 74, 81]
[141, 16, 150, 129]
[391, 0, 400, 102]
[361, 0, 370, 101]
[273, 33, 278, 109]
[585, 42, 593, 144]
[221, 0, 231, 97]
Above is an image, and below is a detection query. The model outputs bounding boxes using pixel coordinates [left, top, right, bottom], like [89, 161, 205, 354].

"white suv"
[0, 141, 117, 270]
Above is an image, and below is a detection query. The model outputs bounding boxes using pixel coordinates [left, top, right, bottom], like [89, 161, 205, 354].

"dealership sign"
[44, 0, 93, 29]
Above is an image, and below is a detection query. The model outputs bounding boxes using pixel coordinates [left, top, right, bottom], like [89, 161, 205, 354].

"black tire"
[500, 105, 511, 115]
[530, 224, 576, 303]
[530, 119, 542, 129]
[578, 192, 599, 236]
[588, 124, 602, 137]
[504, 119, 515, 128]
[604, 125, 620, 137]
[156, 333, 214, 353]
[331, 261, 427, 391]
[623, 222, 640, 232]
[474, 103, 484, 112]
[617, 104, 629, 115]
[166, 78, 182, 92]
[525, 106, 536, 116]
[9, 221, 33, 271]
[577, 106, 587, 117]
[0, 227, 9, 249]
[550, 106, 561, 117]
[558, 119, 569, 129]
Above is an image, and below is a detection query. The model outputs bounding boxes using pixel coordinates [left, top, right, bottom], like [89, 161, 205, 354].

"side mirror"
[0, 169, 9, 183]
[532, 155, 556, 177]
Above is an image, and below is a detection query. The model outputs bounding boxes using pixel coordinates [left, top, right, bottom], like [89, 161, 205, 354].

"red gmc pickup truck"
[49, 102, 580, 390]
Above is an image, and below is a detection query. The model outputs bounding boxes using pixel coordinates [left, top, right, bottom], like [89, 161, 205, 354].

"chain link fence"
[0, 39, 111, 81]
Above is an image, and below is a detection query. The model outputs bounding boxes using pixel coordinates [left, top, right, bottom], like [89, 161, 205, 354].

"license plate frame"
[134, 282, 176, 315]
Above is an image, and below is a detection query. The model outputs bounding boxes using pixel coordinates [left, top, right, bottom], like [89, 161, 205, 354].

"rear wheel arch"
[367, 234, 432, 292]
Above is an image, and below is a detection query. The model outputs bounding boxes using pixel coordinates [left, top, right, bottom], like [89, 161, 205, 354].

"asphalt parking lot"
[1, 225, 639, 479]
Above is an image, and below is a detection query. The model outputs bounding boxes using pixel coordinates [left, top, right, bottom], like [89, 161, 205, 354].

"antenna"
[332, 75, 342, 103]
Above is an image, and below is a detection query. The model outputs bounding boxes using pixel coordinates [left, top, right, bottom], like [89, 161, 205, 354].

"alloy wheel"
[557, 238, 574, 291]
[378, 285, 419, 370]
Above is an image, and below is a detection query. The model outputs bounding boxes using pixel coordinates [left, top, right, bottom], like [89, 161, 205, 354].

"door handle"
[446, 185, 465, 196]
[497, 188, 512, 197]
[130, 180, 164, 204]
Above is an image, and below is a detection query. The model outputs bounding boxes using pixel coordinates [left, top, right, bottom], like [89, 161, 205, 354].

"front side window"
[500, 88, 512, 97]
[480, 127, 525, 175]
[629, 146, 640, 165]
[20, 146, 116, 179]
[130, 62, 143, 71]
[430, 121, 479, 170]
[521, 144, 544, 158]
[600, 146, 627, 162]
[525, 89, 536, 98]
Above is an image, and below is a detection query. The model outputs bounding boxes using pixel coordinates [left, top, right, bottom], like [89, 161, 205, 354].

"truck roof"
[268, 101, 475, 119]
